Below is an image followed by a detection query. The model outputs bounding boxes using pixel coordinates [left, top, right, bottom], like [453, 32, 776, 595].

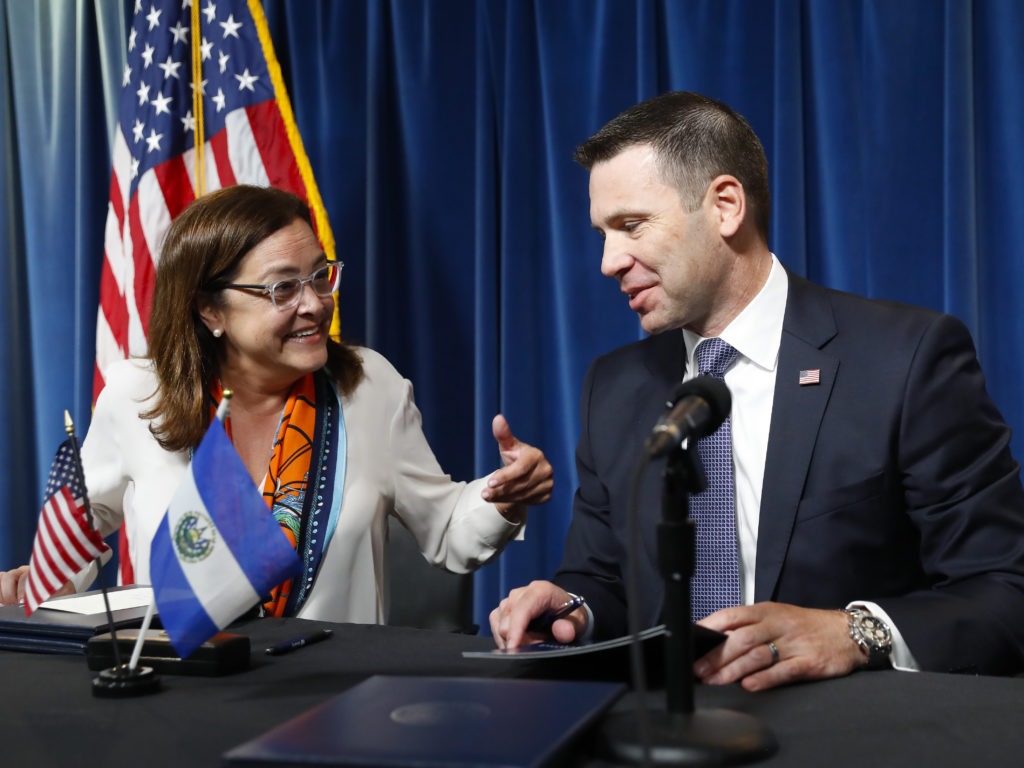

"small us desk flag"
[24, 439, 110, 615]
[97, 0, 335, 584]
[150, 418, 300, 658]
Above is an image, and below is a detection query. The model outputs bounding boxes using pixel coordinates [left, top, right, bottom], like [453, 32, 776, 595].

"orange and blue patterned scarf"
[214, 369, 344, 617]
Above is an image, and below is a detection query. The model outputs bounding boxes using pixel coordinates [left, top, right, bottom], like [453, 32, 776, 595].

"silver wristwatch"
[844, 607, 893, 669]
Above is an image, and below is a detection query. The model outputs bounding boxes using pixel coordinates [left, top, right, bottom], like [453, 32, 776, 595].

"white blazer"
[80, 348, 522, 623]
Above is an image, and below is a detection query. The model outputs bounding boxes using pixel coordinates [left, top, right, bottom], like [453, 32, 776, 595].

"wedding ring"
[766, 640, 780, 666]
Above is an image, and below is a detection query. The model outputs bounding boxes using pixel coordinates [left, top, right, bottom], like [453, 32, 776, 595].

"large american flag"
[24, 439, 109, 615]
[95, 0, 332, 396]
[96, 0, 333, 582]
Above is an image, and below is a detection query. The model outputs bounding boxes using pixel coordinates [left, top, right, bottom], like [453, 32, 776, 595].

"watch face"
[860, 617, 889, 646]
[864, 618, 888, 647]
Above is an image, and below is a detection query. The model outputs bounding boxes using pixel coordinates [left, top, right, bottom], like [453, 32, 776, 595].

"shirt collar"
[682, 253, 788, 373]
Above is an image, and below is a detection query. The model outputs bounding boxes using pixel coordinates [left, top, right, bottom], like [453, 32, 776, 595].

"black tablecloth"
[3, 617, 1023, 767]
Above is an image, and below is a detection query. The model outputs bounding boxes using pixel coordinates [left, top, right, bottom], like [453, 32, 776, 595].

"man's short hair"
[574, 91, 771, 242]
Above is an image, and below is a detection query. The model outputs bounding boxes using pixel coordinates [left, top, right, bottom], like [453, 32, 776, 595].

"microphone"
[644, 376, 732, 457]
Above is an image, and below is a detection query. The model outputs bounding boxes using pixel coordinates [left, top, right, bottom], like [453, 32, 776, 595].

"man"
[490, 91, 1024, 691]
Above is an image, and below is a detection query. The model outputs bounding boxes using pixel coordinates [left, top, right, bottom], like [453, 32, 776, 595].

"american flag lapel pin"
[798, 369, 821, 386]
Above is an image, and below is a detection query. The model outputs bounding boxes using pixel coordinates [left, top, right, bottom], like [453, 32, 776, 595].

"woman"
[0, 185, 552, 622]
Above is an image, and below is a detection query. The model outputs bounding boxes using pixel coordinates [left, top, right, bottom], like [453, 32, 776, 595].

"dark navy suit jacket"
[555, 270, 1024, 675]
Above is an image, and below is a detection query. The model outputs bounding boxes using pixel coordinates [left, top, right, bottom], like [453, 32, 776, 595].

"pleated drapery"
[3, 0, 1023, 629]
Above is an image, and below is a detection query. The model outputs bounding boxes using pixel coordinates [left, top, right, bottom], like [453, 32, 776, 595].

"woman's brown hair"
[142, 185, 362, 452]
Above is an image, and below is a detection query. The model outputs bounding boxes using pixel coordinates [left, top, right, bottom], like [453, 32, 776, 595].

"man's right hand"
[489, 580, 588, 649]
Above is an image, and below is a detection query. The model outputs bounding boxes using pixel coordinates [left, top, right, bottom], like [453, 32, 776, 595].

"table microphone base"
[91, 664, 161, 698]
[600, 707, 777, 766]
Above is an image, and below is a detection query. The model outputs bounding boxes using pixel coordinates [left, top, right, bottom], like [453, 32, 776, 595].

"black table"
[3, 617, 1023, 767]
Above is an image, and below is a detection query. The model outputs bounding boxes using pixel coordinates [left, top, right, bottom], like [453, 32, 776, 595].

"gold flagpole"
[190, 0, 206, 197]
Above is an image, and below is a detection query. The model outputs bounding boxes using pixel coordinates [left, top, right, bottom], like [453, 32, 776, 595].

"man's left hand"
[694, 602, 867, 691]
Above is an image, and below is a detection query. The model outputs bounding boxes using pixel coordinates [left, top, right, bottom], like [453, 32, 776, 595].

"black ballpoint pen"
[265, 628, 334, 656]
[526, 594, 586, 634]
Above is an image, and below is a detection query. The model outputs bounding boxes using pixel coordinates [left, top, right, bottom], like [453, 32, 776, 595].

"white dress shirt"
[682, 255, 786, 605]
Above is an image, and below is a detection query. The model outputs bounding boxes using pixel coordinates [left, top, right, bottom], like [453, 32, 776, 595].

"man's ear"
[707, 174, 746, 238]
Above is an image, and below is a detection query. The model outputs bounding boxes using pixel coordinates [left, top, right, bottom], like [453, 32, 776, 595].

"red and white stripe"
[24, 487, 109, 615]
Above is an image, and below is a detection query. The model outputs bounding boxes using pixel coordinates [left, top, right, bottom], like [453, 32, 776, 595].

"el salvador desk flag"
[150, 418, 301, 658]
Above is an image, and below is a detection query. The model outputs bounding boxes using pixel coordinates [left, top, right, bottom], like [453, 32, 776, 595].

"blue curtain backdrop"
[3, 0, 1023, 630]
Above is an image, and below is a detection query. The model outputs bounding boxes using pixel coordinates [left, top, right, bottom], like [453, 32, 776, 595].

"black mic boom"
[644, 376, 732, 457]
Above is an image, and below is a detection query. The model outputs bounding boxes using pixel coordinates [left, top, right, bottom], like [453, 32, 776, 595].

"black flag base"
[91, 664, 161, 698]
[599, 708, 778, 766]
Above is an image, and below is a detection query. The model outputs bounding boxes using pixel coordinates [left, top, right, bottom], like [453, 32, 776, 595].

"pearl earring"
[212, 328, 223, 338]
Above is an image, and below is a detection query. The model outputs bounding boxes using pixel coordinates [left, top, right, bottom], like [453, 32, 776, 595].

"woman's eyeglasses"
[215, 261, 343, 310]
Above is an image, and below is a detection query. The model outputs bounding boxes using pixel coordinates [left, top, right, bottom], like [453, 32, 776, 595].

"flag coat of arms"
[150, 418, 300, 658]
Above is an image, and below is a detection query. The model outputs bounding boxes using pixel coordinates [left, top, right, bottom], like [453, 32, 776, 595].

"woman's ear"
[196, 295, 224, 337]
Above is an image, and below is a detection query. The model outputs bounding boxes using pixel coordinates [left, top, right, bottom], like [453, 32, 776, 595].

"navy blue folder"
[0, 587, 151, 654]
[223, 675, 625, 767]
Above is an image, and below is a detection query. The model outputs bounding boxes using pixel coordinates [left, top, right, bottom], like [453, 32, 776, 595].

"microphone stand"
[601, 444, 776, 765]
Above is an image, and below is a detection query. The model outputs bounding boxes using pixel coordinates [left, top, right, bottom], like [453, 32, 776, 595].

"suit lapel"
[754, 272, 838, 602]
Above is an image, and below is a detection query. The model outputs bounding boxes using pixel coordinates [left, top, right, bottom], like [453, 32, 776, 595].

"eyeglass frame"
[210, 260, 344, 310]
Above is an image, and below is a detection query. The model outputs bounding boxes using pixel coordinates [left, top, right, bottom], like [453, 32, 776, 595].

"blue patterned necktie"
[690, 338, 741, 621]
